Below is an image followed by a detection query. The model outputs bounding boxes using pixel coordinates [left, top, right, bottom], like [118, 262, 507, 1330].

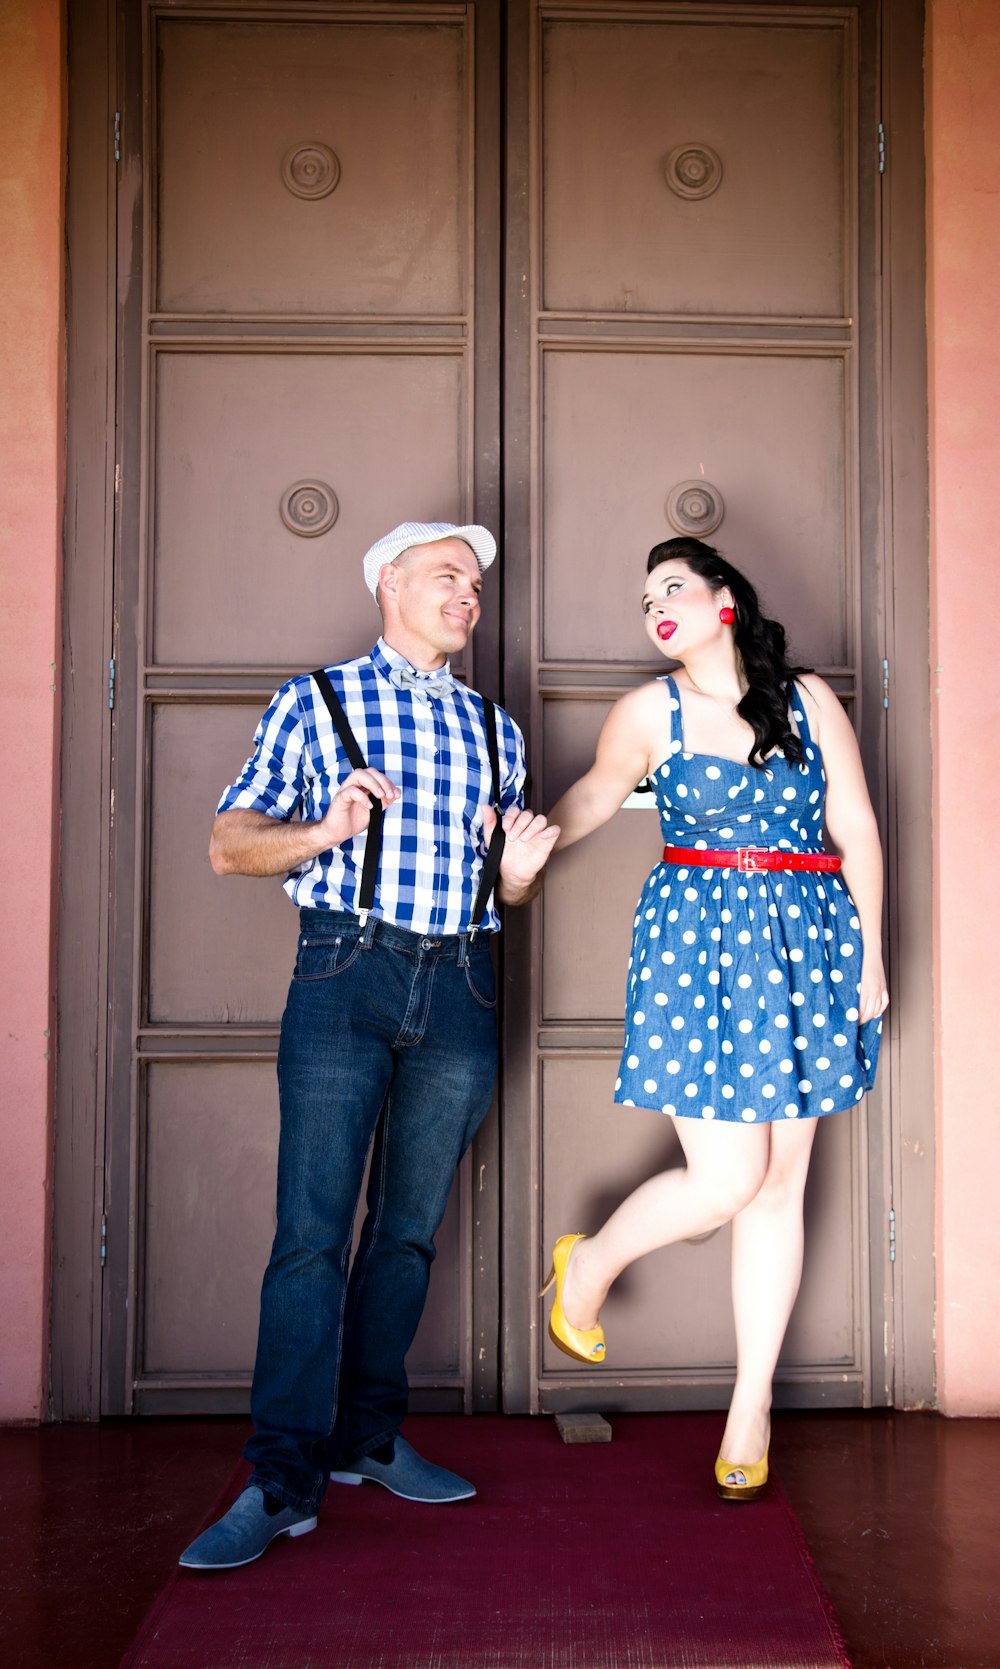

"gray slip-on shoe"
[178, 1484, 317, 1570]
[329, 1435, 475, 1502]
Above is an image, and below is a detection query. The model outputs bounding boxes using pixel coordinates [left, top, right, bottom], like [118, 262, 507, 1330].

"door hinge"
[113, 111, 121, 163]
[878, 122, 886, 175]
[882, 657, 890, 710]
[114, 462, 121, 498]
[888, 1205, 896, 1264]
[108, 657, 116, 711]
[99, 1213, 108, 1269]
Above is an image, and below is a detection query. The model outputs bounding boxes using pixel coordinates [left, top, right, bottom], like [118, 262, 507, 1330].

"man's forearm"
[209, 809, 330, 877]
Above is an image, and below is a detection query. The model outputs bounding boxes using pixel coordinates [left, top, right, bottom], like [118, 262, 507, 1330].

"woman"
[541, 536, 887, 1500]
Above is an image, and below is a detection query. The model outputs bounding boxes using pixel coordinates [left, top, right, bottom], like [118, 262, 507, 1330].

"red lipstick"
[657, 621, 677, 642]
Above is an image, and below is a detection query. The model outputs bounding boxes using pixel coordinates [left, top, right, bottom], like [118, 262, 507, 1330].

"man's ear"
[378, 561, 399, 601]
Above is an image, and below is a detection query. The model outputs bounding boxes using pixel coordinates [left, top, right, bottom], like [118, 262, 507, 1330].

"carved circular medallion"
[280, 481, 339, 538]
[665, 481, 725, 537]
[664, 143, 723, 200]
[281, 143, 341, 200]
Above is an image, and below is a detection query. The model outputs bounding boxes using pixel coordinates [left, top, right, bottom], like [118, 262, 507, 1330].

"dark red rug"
[121, 1414, 851, 1669]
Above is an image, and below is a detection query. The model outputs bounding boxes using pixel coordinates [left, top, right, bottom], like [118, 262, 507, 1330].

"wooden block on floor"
[555, 1411, 612, 1444]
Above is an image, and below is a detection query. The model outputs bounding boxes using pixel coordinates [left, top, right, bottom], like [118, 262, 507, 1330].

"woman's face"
[641, 559, 733, 659]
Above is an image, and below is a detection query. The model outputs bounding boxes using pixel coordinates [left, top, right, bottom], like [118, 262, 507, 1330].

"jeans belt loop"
[457, 935, 469, 969]
[360, 912, 378, 951]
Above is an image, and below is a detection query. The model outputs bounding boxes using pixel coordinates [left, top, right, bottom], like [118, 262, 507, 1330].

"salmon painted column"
[0, 0, 65, 1421]
[927, 0, 1000, 1415]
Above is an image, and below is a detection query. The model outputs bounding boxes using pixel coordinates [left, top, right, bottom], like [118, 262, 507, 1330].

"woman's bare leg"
[559, 1117, 770, 1331]
[719, 1117, 820, 1472]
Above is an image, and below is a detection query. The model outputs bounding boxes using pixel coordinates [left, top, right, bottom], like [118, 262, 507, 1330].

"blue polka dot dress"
[615, 676, 882, 1123]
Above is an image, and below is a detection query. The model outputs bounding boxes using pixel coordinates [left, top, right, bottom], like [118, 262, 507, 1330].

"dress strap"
[662, 673, 685, 751]
[789, 681, 815, 749]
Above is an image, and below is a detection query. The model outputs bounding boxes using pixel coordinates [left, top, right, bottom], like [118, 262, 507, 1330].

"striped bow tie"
[389, 665, 454, 700]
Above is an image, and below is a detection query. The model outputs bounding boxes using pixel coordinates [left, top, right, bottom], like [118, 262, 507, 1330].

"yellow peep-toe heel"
[539, 1233, 607, 1364]
[714, 1420, 770, 1502]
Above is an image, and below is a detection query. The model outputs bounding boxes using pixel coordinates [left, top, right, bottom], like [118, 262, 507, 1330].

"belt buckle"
[736, 847, 766, 874]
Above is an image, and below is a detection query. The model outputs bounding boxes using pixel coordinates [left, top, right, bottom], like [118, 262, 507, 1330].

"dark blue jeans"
[244, 909, 498, 1514]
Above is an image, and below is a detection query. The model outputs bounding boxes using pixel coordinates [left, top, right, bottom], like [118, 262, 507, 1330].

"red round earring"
[719, 606, 735, 625]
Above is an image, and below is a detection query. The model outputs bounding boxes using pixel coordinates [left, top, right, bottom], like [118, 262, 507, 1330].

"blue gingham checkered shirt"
[217, 639, 526, 935]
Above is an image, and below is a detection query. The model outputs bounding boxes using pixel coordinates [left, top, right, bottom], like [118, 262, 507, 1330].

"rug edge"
[771, 1471, 854, 1669]
[118, 1458, 248, 1669]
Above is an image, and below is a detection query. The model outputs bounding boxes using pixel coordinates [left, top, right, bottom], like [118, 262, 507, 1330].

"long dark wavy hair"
[646, 536, 810, 769]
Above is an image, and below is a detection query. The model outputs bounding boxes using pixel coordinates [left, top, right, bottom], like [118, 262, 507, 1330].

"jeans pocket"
[464, 953, 497, 1010]
[293, 931, 362, 982]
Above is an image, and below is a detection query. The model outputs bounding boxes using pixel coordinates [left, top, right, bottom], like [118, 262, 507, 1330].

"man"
[180, 522, 556, 1570]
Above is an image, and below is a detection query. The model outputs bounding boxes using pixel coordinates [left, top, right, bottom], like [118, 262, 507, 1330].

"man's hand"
[320, 768, 400, 847]
[210, 770, 399, 878]
[483, 804, 561, 905]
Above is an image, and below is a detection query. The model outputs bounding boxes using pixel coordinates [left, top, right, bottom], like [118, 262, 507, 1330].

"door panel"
[156, 18, 468, 316]
[107, 0, 497, 1415]
[141, 1062, 280, 1376]
[503, 1, 881, 1414]
[539, 1057, 863, 1383]
[541, 698, 661, 1021]
[541, 16, 849, 319]
[147, 702, 296, 1024]
[139, 1062, 464, 1383]
[152, 349, 467, 669]
[541, 349, 850, 668]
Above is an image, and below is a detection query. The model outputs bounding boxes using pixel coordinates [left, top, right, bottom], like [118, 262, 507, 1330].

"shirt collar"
[371, 637, 453, 684]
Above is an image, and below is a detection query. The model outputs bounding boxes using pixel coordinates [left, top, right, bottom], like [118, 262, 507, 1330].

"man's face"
[380, 537, 483, 661]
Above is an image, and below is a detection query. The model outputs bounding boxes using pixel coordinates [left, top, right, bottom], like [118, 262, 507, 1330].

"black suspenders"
[311, 669, 506, 937]
[472, 695, 506, 937]
[311, 668, 383, 927]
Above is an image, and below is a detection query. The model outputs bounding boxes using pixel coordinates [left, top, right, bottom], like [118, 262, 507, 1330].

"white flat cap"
[362, 521, 497, 597]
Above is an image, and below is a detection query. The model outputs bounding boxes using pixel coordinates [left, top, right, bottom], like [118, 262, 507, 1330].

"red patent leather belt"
[661, 844, 842, 874]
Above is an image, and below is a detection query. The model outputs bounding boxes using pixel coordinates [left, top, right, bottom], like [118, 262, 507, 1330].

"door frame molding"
[878, 0, 934, 1410]
[50, 0, 118, 1419]
[499, 0, 933, 1413]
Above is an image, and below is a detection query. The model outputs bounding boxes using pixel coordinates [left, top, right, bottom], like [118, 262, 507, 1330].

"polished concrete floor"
[1, 1411, 996, 1669]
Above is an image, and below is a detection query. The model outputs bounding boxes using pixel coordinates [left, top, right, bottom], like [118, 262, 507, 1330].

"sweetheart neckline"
[651, 748, 783, 775]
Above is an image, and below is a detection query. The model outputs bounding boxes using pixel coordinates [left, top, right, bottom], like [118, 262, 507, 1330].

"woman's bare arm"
[548, 683, 664, 852]
[798, 674, 888, 1022]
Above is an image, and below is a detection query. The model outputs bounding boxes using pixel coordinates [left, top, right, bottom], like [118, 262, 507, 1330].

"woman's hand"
[858, 953, 889, 1024]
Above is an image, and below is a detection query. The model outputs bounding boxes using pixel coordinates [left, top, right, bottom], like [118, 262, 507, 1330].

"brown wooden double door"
[106, 0, 889, 1416]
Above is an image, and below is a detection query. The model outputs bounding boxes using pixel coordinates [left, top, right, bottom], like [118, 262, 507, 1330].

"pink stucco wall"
[927, 0, 1000, 1415]
[0, 0, 64, 1422]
